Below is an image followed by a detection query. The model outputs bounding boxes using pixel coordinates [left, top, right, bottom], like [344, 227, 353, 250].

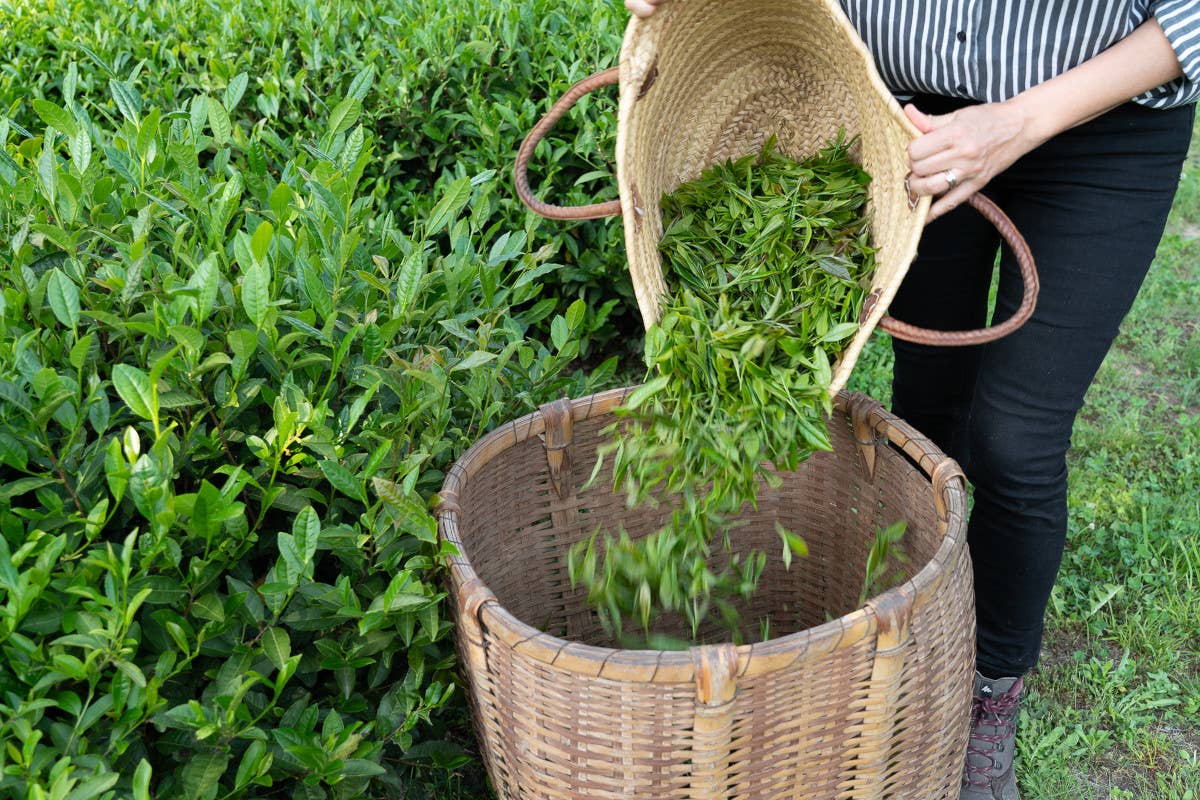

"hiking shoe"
[960, 671, 1023, 800]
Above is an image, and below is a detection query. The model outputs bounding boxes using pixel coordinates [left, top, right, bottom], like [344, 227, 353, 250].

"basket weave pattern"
[615, 0, 929, 397]
[438, 390, 975, 799]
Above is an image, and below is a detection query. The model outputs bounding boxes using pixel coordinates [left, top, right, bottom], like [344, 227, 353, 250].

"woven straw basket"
[516, 0, 1038, 396]
[438, 390, 975, 799]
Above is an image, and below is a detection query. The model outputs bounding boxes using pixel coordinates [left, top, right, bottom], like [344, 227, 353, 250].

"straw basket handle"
[514, 67, 623, 220]
[515, 69, 1040, 347]
[875, 192, 1039, 347]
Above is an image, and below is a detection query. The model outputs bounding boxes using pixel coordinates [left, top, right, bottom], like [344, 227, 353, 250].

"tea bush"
[1, 0, 638, 350]
[0, 0, 629, 797]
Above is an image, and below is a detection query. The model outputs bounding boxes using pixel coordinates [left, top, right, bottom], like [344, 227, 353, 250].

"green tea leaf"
[326, 96, 361, 139]
[233, 741, 268, 790]
[261, 627, 291, 671]
[340, 759, 387, 778]
[451, 350, 496, 372]
[114, 659, 147, 688]
[180, 751, 228, 800]
[341, 124, 365, 167]
[0, 380, 31, 416]
[565, 298, 586, 331]
[112, 364, 154, 421]
[33, 98, 79, 137]
[395, 250, 424, 312]
[307, 179, 345, 229]
[189, 94, 208, 140]
[63, 61, 78, 106]
[293, 506, 320, 564]
[346, 64, 376, 101]
[62, 773, 119, 799]
[0, 430, 28, 470]
[821, 321, 860, 343]
[207, 97, 232, 146]
[241, 262, 270, 330]
[189, 255, 219, 322]
[319, 460, 365, 503]
[46, 268, 80, 329]
[69, 333, 93, 370]
[300, 261, 332, 321]
[38, 138, 57, 203]
[487, 230, 526, 266]
[250, 220, 273, 265]
[425, 176, 472, 237]
[132, 760, 152, 800]
[550, 315, 569, 352]
[69, 126, 91, 173]
[109, 79, 143, 123]
[0, 477, 56, 501]
[224, 72, 249, 111]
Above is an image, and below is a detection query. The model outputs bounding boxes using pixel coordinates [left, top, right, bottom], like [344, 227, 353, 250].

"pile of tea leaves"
[569, 136, 878, 644]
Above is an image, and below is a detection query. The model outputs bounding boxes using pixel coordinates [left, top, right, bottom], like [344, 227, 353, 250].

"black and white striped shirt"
[839, 0, 1200, 108]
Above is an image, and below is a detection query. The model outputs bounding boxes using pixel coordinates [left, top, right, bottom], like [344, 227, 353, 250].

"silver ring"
[943, 169, 959, 190]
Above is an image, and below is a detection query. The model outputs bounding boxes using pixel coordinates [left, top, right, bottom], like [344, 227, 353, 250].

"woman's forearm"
[1009, 18, 1184, 147]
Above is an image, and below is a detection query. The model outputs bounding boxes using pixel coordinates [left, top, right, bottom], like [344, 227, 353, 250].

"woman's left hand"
[903, 101, 1042, 221]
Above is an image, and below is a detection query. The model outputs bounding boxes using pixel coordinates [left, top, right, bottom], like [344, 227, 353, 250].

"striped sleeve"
[1154, 1, 1200, 81]
[1137, 0, 1200, 106]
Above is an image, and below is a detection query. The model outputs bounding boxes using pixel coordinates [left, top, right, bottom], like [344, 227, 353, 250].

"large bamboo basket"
[515, 0, 1038, 397]
[437, 390, 975, 799]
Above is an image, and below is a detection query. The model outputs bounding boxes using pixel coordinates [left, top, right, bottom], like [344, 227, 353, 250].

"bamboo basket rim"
[437, 389, 968, 684]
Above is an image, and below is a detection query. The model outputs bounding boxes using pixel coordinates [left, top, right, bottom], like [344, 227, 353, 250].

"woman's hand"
[904, 18, 1183, 221]
[903, 101, 1042, 221]
[625, 0, 668, 19]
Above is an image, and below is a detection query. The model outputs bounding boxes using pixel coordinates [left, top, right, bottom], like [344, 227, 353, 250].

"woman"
[625, 2, 1198, 798]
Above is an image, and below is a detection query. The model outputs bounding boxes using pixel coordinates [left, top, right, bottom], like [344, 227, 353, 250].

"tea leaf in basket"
[859, 520, 911, 607]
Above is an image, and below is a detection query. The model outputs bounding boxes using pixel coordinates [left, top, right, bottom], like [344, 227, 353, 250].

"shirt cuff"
[1155, 0, 1200, 84]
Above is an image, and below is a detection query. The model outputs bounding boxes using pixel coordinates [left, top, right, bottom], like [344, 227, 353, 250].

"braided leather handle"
[514, 67, 622, 220]
[878, 192, 1039, 345]
[516, 69, 1039, 345]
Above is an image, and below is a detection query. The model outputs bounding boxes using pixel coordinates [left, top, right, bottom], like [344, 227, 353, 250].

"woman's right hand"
[625, 0, 668, 18]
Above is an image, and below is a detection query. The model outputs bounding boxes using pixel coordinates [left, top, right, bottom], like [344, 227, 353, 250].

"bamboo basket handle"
[516, 70, 1039, 346]
[514, 67, 622, 221]
[878, 193, 1039, 346]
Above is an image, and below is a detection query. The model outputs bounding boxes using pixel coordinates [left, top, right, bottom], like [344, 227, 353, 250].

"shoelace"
[963, 690, 1020, 788]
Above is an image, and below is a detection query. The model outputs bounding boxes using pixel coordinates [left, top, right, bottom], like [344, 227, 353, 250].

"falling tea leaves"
[569, 137, 880, 645]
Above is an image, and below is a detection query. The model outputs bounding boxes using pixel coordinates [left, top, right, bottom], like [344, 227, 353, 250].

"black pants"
[890, 96, 1194, 679]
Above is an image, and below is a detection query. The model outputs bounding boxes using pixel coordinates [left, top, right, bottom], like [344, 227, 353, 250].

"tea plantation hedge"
[0, 1, 634, 797]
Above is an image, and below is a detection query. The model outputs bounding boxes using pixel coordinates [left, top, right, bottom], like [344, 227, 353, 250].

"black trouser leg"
[890, 98, 1195, 678]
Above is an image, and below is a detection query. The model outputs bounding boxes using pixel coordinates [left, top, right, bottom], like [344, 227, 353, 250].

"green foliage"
[0, 0, 637, 352]
[0, 4, 618, 796]
[569, 139, 878, 643]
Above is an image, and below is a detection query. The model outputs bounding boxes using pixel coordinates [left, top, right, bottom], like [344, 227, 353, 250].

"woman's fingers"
[907, 168, 973, 198]
[903, 101, 1032, 215]
[625, 0, 668, 18]
[908, 147, 968, 179]
[903, 103, 936, 134]
[904, 105, 973, 200]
